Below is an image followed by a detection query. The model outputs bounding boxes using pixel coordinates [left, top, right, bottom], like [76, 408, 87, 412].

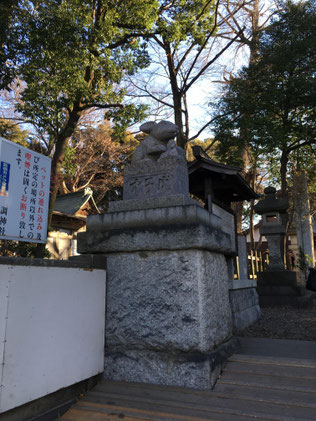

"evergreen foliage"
[213, 0, 316, 194]
[1, 0, 159, 226]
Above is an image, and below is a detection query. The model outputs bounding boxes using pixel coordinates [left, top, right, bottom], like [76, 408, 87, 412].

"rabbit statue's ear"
[140, 121, 156, 134]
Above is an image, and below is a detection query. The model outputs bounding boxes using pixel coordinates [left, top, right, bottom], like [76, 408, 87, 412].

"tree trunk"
[173, 90, 186, 148]
[47, 109, 81, 229]
[234, 141, 250, 232]
[280, 149, 289, 196]
[249, 0, 260, 65]
[232, 201, 244, 234]
[293, 170, 315, 273]
[233, 0, 260, 238]
[164, 40, 186, 148]
[249, 199, 255, 250]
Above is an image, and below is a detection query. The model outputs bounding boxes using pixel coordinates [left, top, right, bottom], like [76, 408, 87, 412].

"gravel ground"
[237, 296, 316, 341]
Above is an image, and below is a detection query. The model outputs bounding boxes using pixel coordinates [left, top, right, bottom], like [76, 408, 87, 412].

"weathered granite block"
[123, 156, 188, 200]
[229, 288, 259, 313]
[106, 250, 232, 353]
[232, 305, 262, 332]
[237, 235, 249, 280]
[86, 204, 220, 231]
[256, 271, 313, 307]
[229, 287, 261, 331]
[103, 249, 234, 387]
[108, 194, 198, 212]
[78, 204, 236, 255]
[257, 271, 299, 286]
[104, 337, 239, 389]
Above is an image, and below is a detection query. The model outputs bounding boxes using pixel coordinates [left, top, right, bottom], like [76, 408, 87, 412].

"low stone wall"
[229, 280, 261, 332]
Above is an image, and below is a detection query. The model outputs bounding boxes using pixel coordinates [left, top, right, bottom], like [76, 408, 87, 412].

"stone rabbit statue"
[131, 120, 185, 164]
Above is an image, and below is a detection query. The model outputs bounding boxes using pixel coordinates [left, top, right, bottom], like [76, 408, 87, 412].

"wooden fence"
[234, 251, 269, 280]
[248, 250, 269, 279]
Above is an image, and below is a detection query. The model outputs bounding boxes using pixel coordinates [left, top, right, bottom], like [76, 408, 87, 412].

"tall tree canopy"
[214, 0, 316, 195]
[128, 0, 249, 148]
[1, 0, 159, 224]
[62, 122, 138, 210]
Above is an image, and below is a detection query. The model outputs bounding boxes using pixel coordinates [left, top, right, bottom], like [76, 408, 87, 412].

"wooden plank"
[229, 354, 316, 368]
[250, 251, 255, 280]
[73, 400, 232, 421]
[61, 398, 275, 421]
[84, 389, 316, 420]
[219, 371, 316, 393]
[255, 251, 259, 273]
[214, 383, 316, 409]
[60, 406, 142, 420]
[60, 334, 316, 421]
[224, 360, 316, 379]
[235, 256, 240, 280]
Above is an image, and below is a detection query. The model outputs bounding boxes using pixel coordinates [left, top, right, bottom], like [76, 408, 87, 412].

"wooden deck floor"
[60, 338, 316, 420]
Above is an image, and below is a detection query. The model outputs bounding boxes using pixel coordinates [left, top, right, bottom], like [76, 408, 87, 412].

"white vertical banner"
[0, 137, 51, 244]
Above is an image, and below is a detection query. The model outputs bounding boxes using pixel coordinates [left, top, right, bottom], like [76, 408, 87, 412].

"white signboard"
[0, 137, 51, 244]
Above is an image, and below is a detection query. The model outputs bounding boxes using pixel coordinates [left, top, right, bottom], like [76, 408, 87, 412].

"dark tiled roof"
[54, 188, 99, 215]
[188, 147, 259, 205]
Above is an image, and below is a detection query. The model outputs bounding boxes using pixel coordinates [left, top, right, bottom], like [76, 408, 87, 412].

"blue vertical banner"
[0, 161, 10, 196]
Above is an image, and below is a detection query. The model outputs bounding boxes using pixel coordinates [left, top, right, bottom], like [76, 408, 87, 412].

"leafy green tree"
[0, 0, 19, 89]
[0, 118, 29, 146]
[129, 0, 247, 148]
[2, 0, 159, 228]
[62, 122, 138, 210]
[0, 239, 51, 258]
[209, 0, 280, 235]
[214, 0, 316, 196]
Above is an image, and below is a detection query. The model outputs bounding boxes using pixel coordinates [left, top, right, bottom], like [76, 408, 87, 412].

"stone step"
[224, 360, 316, 379]
[214, 383, 316, 409]
[259, 294, 313, 307]
[257, 285, 303, 296]
[218, 370, 316, 393]
[230, 353, 316, 368]
[236, 337, 316, 360]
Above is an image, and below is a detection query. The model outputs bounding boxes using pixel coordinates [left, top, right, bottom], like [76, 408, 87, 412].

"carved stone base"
[102, 248, 234, 389]
[257, 271, 313, 307]
[123, 156, 189, 200]
[104, 338, 239, 390]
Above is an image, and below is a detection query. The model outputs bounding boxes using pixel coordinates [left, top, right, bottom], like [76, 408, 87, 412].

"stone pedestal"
[78, 202, 237, 389]
[78, 133, 238, 389]
[104, 249, 235, 388]
[257, 271, 313, 308]
[253, 186, 313, 307]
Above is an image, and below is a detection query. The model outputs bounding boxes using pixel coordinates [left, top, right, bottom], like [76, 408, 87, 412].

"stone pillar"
[78, 121, 237, 389]
[237, 235, 249, 281]
[293, 171, 315, 271]
[229, 235, 261, 332]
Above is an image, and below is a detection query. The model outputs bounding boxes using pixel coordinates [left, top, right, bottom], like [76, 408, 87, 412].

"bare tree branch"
[184, 28, 244, 94]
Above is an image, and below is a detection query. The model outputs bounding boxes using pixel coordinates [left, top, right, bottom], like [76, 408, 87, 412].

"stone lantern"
[254, 186, 289, 271]
[254, 186, 312, 307]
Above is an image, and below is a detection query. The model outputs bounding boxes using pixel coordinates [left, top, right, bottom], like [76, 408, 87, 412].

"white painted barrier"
[0, 263, 105, 413]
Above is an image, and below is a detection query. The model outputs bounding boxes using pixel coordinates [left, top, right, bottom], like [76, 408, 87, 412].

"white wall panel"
[0, 265, 105, 412]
